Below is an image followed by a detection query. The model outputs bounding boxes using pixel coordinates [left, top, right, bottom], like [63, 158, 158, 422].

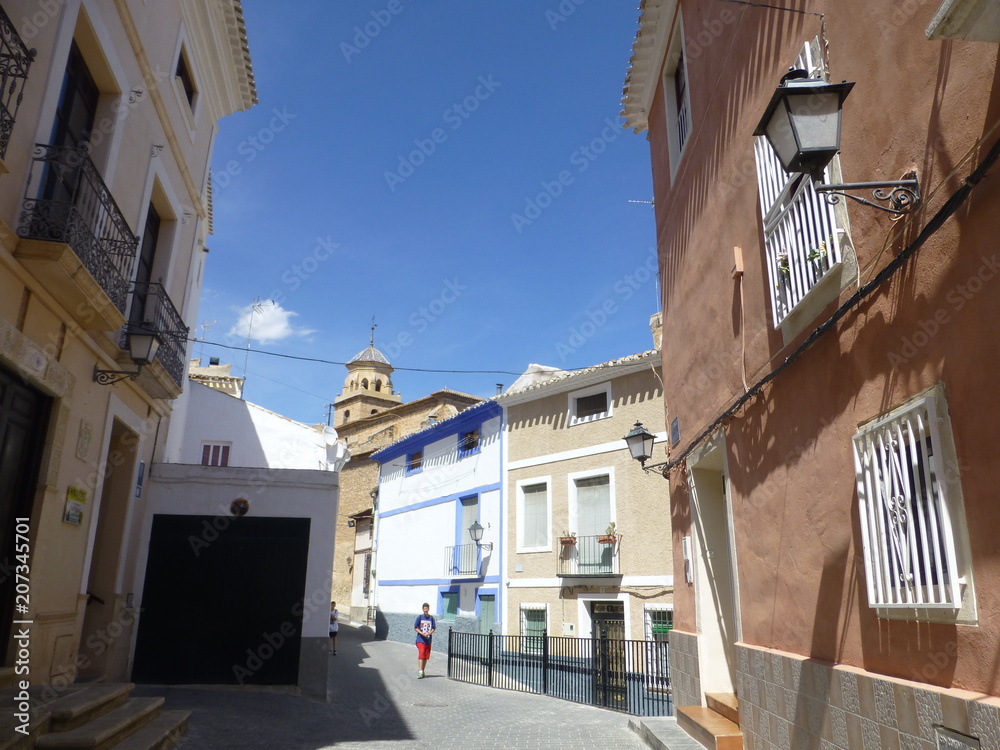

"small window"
[343, 410, 350, 420]
[375, 380, 382, 392]
[176, 48, 197, 109]
[371, 409, 377, 414]
[362, 378, 369, 389]
[569, 383, 612, 425]
[853, 386, 975, 621]
[458, 428, 481, 457]
[662, 18, 692, 178]
[406, 450, 423, 474]
[200, 444, 230, 467]
[518, 481, 549, 551]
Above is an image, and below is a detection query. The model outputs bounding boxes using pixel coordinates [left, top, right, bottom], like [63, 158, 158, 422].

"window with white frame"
[517, 480, 550, 552]
[200, 443, 230, 467]
[574, 474, 612, 537]
[569, 382, 612, 426]
[662, 18, 692, 178]
[458, 427, 481, 457]
[852, 386, 974, 620]
[519, 604, 546, 653]
[754, 40, 848, 327]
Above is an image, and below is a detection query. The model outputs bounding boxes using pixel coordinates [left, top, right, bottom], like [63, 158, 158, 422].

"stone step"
[44, 684, 133, 732]
[36, 696, 164, 750]
[676, 705, 743, 750]
[112, 710, 189, 750]
[0, 710, 48, 750]
[705, 692, 740, 725]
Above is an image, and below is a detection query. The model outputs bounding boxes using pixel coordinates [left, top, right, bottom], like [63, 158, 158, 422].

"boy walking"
[413, 602, 436, 678]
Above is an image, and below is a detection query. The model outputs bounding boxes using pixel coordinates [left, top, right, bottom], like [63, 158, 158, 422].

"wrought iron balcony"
[557, 534, 620, 577]
[444, 543, 480, 577]
[123, 282, 189, 387]
[18, 144, 139, 314]
[0, 5, 32, 159]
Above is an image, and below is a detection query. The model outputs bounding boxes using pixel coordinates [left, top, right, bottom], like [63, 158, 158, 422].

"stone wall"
[669, 630, 701, 708]
[735, 643, 1000, 750]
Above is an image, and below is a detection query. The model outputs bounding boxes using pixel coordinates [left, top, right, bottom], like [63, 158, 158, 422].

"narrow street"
[133, 624, 649, 749]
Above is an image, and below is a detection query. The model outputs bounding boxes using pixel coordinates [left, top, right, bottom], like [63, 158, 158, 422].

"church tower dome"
[333, 324, 402, 426]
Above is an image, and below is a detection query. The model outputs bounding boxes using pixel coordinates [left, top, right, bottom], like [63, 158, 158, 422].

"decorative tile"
[760, 705, 772, 743]
[857, 675, 877, 720]
[899, 733, 924, 750]
[755, 650, 767, 679]
[846, 713, 864, 749]
[861, 717, 881, 750]
[940, 693, 971, 735]
[969, 700, 1000, 750]
[913, 688, 942, 741]
[775, 717, 791, 750]
[773, 652, 785, 685]
[785, 658, 803, 692]
[805, 697, 825, 735]
[841, 672, 861, 715]
[875, 679, 898, 728]
[832, 707, 848, 748]
[767, 681, 779, 714]
[785, 688, 798, 721]
[878, 723, 902, 750]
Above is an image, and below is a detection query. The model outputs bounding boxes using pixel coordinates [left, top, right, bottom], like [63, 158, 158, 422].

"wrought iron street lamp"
[754, 69, 921, 215]
[623, 421, 668, 477]
[93, 324, 163, 385]
[468, 520, 493, 552]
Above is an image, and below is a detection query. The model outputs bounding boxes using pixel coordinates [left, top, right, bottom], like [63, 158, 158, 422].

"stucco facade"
[0, 0, 254, 685]
[371, 401, 502, 647]
[499, 351, 672, 643]
[624, 0, 1000, 746]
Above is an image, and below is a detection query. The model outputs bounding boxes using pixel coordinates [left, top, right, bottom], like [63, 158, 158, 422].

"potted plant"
[599, 522, 617, 545]
[559, 531, 577, 546]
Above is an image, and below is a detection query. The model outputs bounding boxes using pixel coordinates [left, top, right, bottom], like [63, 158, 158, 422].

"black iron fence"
[447, 629, 672, 717]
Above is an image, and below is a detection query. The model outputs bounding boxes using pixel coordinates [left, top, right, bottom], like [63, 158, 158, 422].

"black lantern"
[753, 69, 854, 178]
[754, 69, 920, 215]
[469, 520, 492, 551]
[94, 324, 164, 385]
[624, 421, 655, 466]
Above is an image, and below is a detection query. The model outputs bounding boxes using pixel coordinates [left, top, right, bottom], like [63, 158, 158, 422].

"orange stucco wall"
[647, 0, 1000, 695]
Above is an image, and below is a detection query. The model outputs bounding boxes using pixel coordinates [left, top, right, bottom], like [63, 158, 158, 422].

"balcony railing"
[18, 144, 138, 314]
[123, 282, 189, 386]
[0, 5, 32, 159]
[558, 535, 620, 577]
[444, 543, 480, 577]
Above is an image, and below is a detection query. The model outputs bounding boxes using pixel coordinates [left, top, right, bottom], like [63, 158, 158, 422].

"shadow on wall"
[374, 609, 390, 640]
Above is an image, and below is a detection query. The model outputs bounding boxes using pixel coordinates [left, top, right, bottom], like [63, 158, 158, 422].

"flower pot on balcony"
[560, 536, 577, 546]
[598, 534, 617, 545]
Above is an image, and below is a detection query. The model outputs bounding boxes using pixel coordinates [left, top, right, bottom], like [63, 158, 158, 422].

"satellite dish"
[322, 426, 339, 446]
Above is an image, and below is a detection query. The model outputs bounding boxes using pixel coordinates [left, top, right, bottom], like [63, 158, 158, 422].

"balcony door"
[130, 204, 160, 325]
[42, 40, 98, 204]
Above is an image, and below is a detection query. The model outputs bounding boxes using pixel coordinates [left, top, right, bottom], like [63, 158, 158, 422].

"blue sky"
[195, 1, 658, 425]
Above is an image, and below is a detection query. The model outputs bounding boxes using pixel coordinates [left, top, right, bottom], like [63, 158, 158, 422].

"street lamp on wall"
[754, 69, 921, 215]
[623, 421, 669, 477]
[468, 520, 493, 552]
[93, 325, 163, 385]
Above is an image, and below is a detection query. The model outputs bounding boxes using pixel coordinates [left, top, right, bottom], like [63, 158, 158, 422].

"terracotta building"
[623, 1, 1000, 748]
[0, 0, 254, 690]
[329, 342, 481, 623]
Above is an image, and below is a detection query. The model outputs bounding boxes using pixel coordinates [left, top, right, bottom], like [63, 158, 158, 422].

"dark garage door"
[133, 514, 310, 685]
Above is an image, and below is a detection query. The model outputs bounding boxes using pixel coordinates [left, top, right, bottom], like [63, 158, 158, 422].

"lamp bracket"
[814, 174, 921, 215]
[478, 542, 494, 552]
[638, 459, 671, 478]
[93, 365, 141, 385]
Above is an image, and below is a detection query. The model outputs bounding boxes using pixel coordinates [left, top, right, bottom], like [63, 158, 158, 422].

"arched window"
[343, 410, 350, 420]
[375, 380, 382, 392]
[370, 409, 377, 414]
[361, 378, 369, 389]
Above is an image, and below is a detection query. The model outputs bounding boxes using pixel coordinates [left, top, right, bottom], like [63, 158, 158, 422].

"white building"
[371, 400, 503, 645]
[134, 382, 349, 698]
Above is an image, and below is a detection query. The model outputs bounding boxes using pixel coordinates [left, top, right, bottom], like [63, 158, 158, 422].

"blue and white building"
[371, 400, 503, 646]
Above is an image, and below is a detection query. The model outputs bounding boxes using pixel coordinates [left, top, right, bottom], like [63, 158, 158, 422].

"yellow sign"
[63, 486, 87, 525]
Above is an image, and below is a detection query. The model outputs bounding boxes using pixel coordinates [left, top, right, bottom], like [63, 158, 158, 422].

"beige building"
[0, 0, 254, 687]
[498, 348, 671, 644]
[329, 342, 481, 622]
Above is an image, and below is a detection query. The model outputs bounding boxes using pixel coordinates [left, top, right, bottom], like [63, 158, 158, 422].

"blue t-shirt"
[414, 614, 436, 644]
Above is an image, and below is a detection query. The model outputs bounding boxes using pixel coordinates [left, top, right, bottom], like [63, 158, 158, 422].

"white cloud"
[228, 301, 315, 344]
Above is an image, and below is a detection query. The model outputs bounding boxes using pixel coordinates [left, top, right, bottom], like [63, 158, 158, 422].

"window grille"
[852, 393, 963, 609]
[753, 42, 845, 326]
[520, 605, 546, 654]
[201, 444, 230, 467]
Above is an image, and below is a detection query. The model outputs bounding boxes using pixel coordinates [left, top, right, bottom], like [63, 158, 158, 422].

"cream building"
[0, 0, 255, 686]
[498, 349, 672, 643]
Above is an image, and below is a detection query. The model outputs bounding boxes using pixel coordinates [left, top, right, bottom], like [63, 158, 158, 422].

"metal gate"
[133, 514, 310, 685]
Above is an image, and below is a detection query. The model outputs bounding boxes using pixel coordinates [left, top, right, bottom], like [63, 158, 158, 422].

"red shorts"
[416, 642, 431, 660]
